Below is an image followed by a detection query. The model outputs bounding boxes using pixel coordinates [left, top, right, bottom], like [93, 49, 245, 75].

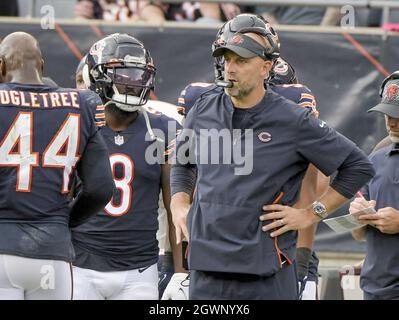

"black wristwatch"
[312, 201, 328, 220]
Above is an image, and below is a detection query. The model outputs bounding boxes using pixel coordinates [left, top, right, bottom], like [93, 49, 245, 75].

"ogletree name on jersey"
[0, 90, 80, 109]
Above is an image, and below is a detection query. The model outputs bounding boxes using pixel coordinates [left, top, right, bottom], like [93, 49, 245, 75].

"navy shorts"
[190, 262, 298, 300]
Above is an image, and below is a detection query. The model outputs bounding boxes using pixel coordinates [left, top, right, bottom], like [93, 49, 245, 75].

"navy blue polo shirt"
[361, 143, 399, 298]
[176, 87, 357, 276]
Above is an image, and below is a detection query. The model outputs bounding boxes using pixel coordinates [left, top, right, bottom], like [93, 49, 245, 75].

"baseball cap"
[212, 33, 271, 60]
[368, 76, 399, 118]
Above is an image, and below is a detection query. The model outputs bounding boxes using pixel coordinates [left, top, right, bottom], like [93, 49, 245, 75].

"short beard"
[225, 85, 253, 100]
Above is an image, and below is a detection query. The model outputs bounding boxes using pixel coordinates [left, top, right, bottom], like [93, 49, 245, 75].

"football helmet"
[84, 33, 156, 112]
[268, 57, 298, 85]
[76, 54, 87, 75]
[212, 14, 280, 86]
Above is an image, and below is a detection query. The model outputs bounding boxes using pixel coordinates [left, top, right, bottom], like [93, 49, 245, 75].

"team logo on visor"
[274, 59, 289, 74]
[386, 84, 399, 100]
[231, 35, 243, 45]
[258, 131, 272, 143]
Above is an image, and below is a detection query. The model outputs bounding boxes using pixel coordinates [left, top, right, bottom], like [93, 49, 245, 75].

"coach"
[170, 30, 375, 299]
[351, 71, 399, 300]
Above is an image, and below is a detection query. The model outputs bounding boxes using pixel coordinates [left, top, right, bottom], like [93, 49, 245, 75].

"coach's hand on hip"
[260, 205, 319, 237]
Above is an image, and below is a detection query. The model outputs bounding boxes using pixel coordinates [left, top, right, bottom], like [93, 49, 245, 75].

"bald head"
[0, 32, 43, 84]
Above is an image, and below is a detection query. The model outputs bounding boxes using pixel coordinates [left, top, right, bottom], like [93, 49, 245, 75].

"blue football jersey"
[177, 82, 217, 116]
[0, 82, 102, 262]
[177, 82, 319, 118]
[72, 111, 181, 271]
[271, 83, 319, 118]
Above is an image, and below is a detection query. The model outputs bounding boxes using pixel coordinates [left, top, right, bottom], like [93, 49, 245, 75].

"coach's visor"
[212, 33, 269, 60]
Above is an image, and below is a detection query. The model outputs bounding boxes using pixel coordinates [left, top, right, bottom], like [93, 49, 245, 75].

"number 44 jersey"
[0, 82, 104, 262]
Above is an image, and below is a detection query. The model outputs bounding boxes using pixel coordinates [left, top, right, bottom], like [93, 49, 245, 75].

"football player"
[0, 32, 114, 300]
[71, 33, 183, 300]
[74, 54, 183, 299]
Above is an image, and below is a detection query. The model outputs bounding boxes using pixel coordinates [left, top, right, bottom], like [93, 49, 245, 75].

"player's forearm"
[171, 192, 191, 212]
[161, 164, 172, 212]
[70, 131, 114, 227]
[162, 165, 187, 273]
[167, 201, 186, 273]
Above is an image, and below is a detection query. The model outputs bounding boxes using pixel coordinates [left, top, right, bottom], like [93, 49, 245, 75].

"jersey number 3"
[0, 112, 80, 193]
[105, 154, 135, 217]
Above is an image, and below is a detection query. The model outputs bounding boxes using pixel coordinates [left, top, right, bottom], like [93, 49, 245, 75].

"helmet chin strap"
[141, 107, 164, 143]
[104, 100, 164, 143]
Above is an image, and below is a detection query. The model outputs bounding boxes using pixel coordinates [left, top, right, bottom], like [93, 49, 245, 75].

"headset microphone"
[215, 79, 233, 88]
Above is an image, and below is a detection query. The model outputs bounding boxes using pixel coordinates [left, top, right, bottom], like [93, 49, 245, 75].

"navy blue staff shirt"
[175, 86, 358, 276]
[361, 143, 399, 298]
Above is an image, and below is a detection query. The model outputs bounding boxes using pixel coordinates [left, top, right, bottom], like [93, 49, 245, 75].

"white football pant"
[72, 263, 158, 300]
[0, 254, 72, 300]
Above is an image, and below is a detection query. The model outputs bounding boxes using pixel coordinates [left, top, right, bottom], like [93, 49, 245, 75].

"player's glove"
[158, 252, 174, 299]
[298, 275, 308, 299]
[161, 273, 190, 300]
[296, 247, 312, 300]
[301, 280, 317, 300]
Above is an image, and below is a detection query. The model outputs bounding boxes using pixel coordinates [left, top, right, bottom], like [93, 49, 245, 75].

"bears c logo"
[231, 35, 243, 44]
[258, 132, 272, 143]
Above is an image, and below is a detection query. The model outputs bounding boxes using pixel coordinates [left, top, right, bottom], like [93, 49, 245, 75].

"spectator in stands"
[0, 0, 18, 16]
[191, 2, 255, 24]
[75, 1, 255, 24]
[350, 71, 399, 300]
[74, 0, 164, 23]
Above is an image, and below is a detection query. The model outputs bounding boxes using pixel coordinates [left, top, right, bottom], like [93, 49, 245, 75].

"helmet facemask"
[104, 59, 155, 111]
[86, 38, 156, 112]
